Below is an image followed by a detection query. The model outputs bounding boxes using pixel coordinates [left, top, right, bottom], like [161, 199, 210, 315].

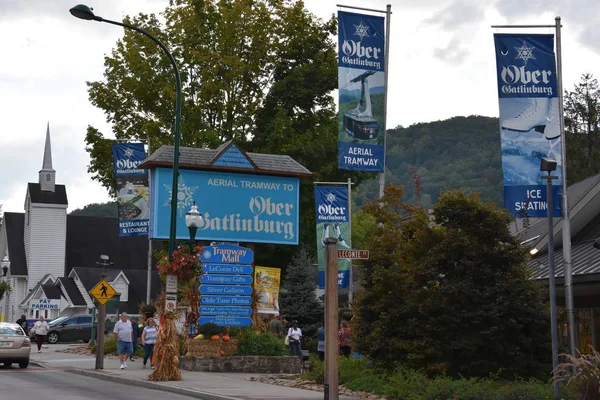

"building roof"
[57, 277, 86, 306]
[3, 212, 27, 276]
[27, 183, 68, 205]
[42, 284, 62, 300]
[139, 142, 312, 177]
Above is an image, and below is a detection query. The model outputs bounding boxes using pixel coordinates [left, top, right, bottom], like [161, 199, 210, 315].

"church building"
[0, 125, 160, 322]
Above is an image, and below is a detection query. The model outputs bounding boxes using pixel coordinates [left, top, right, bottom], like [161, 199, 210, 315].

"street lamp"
[185, 201, 203, 245]
[541, 157, 560, 400]
[96, 254, 113, 275]
[69, 4, 183, 261]
[1, 257, 9, 277]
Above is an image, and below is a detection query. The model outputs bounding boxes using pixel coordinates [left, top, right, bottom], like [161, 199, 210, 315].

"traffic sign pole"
[96, 273, 107, 370]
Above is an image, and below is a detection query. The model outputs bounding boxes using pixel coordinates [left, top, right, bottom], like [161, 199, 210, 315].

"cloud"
[425, 1, 485, 31]
[433, 37, 469, 63]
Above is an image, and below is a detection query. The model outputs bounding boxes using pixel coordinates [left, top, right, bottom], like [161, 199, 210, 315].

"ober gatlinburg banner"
[338, 11, 385, 172]
[315, 186, 351, 289]
[111, 143, 149, 236]
[494, 34, 562, 217]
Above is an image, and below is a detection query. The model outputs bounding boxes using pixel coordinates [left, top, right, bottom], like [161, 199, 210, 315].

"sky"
[1, 0, 600, 214]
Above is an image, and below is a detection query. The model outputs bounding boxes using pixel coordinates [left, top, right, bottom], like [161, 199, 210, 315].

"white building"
[0, 125, 160, 322]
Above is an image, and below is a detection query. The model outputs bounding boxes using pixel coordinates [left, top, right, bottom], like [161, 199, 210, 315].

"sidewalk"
[31, 345, 359, 400]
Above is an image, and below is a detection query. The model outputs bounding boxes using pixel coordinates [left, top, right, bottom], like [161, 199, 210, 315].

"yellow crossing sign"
[90, 279, 117, 304]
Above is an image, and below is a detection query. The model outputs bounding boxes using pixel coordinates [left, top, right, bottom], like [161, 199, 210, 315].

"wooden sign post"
[324, 237, 339, 400]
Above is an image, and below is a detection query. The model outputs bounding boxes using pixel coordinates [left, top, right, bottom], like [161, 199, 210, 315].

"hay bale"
[221, 339, 238, 356]
[187, 339, 221, 357]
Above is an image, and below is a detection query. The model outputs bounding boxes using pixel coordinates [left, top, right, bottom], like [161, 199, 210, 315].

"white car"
[0, 322, 31, 368]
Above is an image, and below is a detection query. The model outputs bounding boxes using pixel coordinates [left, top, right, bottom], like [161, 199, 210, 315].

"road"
[0, 368, 197, 400]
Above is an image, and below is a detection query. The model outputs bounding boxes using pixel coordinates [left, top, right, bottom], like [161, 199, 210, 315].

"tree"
[69, 202, 118, 217]
[279, 247, 323, 338]
[352, 185, 551, 379]
[564, 73, 600, 183]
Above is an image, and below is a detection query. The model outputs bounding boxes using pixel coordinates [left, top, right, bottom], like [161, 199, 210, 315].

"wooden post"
[324, 237, 339, 400]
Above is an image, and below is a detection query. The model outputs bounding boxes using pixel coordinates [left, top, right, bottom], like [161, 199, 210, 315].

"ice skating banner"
[315, 186, 351, 289]
[338, 11, 386, 172]
[494, 34, 562, 217]
[112, 143, 149, 236]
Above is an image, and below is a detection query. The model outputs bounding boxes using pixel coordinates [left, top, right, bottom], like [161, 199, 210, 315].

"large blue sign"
[338, 11, 386, 172]
[200, 245, 254, 264]
[199, 306, 253, 317]
[200, 275, 253, 285]
[150, 168, 299, 244]
[202, 264, 253, 275]
[112, 143, 149, 236]
[199, 285, 253, 295]
[200, 296, 252, 306]
[199, 316, 253, 327]
[494, 34, 562, 217]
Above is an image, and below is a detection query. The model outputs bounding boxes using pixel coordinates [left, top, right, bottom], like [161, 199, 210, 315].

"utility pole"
[324, 237, 339, 400]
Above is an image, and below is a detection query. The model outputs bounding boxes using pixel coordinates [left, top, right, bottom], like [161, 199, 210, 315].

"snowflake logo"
[123, 147, 134, 158]
[163, 177, 199, 217]
[514, 41, 536, 66]
[353, 20, 370, 40]
[202, 249, 212, 260]
[326, 193, 337, 203]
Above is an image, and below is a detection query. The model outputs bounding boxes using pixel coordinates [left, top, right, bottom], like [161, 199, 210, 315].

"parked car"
[0, 322, 31, 368]
[46, 314, 94, 344]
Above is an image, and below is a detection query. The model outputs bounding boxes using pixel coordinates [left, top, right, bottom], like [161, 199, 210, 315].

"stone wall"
[180, 356, 302, 374]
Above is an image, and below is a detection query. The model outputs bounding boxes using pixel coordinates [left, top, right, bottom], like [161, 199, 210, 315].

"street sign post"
[90, 280, 117, 305]
[90, 277, 117, 370]
[337, 249, 369, 260]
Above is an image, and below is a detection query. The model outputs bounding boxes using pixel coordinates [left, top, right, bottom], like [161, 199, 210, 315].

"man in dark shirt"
[130, 317, 140, 361]
[16, 314, 29, 335]
[268, 315, 284, 338]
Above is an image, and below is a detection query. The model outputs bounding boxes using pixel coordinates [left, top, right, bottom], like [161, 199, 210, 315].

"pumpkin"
[194, 334, 204, 340]
[211, 335, 220, 341]
[222, 335, 231, 342]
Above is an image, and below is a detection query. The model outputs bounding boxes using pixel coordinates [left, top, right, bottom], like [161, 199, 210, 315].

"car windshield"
[0, 326, 24, 336]
[49, 316, 68, 326]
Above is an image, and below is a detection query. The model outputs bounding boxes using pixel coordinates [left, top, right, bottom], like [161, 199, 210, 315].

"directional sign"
[337, 249, 370, 260]
[199, 306, 253, 317]
[199, 316, 252, 327]
[202, 264, 254, 275]
[201, 296, 253, 306]
[200, 244, 254, 264]
[90, 279, 117, 305]
[200, 274, 253, 285]
[199, 285, 253, 295]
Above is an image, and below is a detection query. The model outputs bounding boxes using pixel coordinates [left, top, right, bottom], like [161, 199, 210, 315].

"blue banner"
[150, 168, 299, 244]
[200, 244, 254, 264]
[338, 11, 386, 172]
[315, 186, 351, 289]
[199, 306, 253, 317]
[200, 274, 253, 285]
[111, 143, 149, 236]
[494, 34, 562, 217]
[199, 316, 253, 327]
[202, 264, 254, 275]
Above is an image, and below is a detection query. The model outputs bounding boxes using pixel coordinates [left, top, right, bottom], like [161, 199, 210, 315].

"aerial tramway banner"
[338, 10, 386, 172]
[494, 34, 562, 217]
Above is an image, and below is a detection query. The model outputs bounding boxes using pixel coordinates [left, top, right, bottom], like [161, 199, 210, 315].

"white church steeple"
[39, 122, 56, 192]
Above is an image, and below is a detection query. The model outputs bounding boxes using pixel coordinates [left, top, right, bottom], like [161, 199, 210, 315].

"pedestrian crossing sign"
[90, 279, 117, 304]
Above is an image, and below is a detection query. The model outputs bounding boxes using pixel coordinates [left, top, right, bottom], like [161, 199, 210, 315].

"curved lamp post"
[70, 4, 182, 261]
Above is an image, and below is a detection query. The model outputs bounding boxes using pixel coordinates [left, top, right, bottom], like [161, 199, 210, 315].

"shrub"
[198, 322, 222, 336]
[236, 329, 288, 356]
[554, 348, 600, 400]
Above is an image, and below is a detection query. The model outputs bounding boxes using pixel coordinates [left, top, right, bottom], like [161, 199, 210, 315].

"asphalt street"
[0, 367, 197, 400]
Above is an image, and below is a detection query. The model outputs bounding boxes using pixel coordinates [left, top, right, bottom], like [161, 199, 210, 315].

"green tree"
[69, 202, 118, 217]
[353, 185, 550, 379]
[564, 73, 600, 183]
[279, 247, 323, 338]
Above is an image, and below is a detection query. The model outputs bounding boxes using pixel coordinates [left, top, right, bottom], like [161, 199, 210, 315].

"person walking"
[317, 322, 325, 361]
[31, 315, 49, 353]
[268, 315, 284, 338]
[16, 314, 29, 336]
[130, 317, 139, 361]
[141, 318, 158, 369]
[287, 320, 302, 359]
[113, 312, 133, 370]
[338, 320, 352, 357]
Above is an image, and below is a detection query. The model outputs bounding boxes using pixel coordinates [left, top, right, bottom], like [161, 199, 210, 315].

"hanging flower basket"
[157, 245, 202, 282]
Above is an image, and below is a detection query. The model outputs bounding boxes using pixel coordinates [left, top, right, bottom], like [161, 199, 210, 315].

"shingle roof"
[42, 284, 62, 300]
[4, 213, 27, 276]
[28, 183, 68, 205]
[139, 143, 312, 177]
[58, 277, 86, 306]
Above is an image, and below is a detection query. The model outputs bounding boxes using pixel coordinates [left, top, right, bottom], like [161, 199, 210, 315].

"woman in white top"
[31, 315, 50, 352]
[141, 318, 158, 369]
[287, 320, 302, 359]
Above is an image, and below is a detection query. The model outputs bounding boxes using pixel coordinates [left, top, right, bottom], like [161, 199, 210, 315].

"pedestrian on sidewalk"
[338, 320, 352, 357]
[31, 315, 49, 353]
[141, 318, 157, 369]
[113, 312, 133, 370]
[16, 314, 29, 336]
[287, 320, 302, 359]
[130, 317, 139, 361]
[268, 315, 284, 338]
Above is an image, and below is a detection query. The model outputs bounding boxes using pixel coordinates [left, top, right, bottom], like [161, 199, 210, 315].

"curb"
[29, 360, 49, 369]
[66, 368, 240, 400]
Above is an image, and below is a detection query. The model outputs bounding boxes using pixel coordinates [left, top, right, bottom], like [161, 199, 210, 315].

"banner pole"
[378, 4, 392, 198]
[146, 136, 152, 305]
[347, 178, 353, 307]
[555, 16, 577, 359]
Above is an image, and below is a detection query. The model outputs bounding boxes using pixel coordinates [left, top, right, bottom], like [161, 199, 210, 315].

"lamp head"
[186, 202, 203, 229]
[1, 257, 9, 277]
[69, 4, 101, 21]
[540, 157, 557, 172]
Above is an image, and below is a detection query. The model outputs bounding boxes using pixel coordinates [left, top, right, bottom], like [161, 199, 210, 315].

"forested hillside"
[355, 116, 503, 208]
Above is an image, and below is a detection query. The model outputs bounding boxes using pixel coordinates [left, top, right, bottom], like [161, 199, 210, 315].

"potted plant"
[141, 303, 157, 318]
[0, 281, 12, 302]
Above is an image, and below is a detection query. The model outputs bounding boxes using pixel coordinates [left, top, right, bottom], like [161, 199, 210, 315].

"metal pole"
[555, 16, 577, 358]
[99, 18, 182, 263]
[146, 136, 152, 305]
[336, 4, 391, 14]
[324, 237, 339, 400]
[546, 174, 560, 400]
[96, 272, 107, 370]
[378, 4, 391, 199]
[347, 178, 353, 307]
